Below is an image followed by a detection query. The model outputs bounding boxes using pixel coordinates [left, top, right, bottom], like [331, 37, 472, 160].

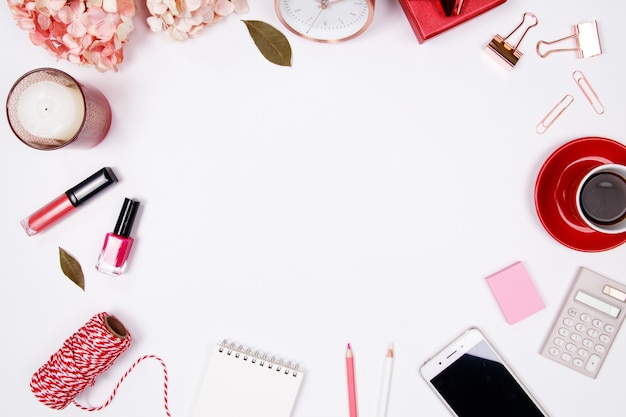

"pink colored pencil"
[346, 343, 358, 417]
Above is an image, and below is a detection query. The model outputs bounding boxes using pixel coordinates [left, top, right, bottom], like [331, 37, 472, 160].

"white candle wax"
[17, 81, 85, 141]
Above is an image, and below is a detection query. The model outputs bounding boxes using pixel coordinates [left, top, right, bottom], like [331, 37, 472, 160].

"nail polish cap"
[66, 167, 118, 207]
[113, 198, 140, 238]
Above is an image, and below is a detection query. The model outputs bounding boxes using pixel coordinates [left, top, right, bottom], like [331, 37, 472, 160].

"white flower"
[145, 0, 247, 41]
[233, 0, 248, 13]
[146, 15, 164, 31]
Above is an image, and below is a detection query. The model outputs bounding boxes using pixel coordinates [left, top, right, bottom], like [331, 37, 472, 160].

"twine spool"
[30, 312, 132, 409]
[30, 312, 170, 414]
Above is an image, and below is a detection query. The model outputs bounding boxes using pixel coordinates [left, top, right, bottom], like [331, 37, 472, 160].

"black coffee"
[580, 172, 626, 225]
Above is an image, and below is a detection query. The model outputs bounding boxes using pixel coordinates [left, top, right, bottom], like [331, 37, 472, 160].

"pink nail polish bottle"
[96, 198, 140, 276]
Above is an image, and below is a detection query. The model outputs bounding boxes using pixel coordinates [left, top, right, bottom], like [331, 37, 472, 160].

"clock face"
[275, 0, 375, 43]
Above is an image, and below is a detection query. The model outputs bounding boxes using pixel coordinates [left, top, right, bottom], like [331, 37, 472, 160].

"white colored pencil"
[376, 344, 394, 417]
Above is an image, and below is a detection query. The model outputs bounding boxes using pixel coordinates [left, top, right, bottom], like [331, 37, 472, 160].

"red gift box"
[398, 0, 507, 43]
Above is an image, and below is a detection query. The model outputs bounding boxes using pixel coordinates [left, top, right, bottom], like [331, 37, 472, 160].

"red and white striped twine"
[30, 312, 171, 415]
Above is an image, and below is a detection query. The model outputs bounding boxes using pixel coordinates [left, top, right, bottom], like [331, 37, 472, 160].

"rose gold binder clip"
[485, 12, 538, 70]
[573, 70, 604, 114]
[536, 20, 602, 58]
[536, 94, 573, 134]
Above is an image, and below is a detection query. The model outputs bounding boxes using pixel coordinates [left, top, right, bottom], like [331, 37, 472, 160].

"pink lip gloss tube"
[21, 167, 118, 236]
[96, 198, 140, 276]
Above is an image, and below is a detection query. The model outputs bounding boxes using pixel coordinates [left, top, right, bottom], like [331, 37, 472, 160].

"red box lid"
[398, 0, 507, 43]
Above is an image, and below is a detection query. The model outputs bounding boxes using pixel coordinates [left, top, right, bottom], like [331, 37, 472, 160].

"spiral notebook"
[192, 340, 304, 417]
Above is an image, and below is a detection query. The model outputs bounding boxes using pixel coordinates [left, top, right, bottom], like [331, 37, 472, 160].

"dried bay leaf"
[242, 20, 292, 67]
[59, 247, 85, 291]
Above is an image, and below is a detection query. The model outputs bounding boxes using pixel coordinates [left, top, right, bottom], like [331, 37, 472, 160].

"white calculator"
[540, 267, 626, 378]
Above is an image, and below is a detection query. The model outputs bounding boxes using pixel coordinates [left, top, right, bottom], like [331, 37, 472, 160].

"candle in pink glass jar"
[6, 68, 112, 150]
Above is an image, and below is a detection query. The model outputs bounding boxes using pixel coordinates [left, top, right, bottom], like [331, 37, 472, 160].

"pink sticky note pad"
[486, 261, 545, 324]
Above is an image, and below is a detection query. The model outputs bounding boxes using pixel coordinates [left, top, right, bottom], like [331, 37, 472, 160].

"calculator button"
[568, 308, 579, 317]
[561, 353, 572, 362]
[605, 324, 615, 333]
[554, 337, 565, 346]
[585, 354, 601, 373]
[595, 344, 606, 354]
[570, 333, 582, 342]
[573, 358, 584, 367]
[587, 329, 599, 338]
[563, 318, 574, 327]
[599, 334, 611, 344]
[583, 338, 594, 348]
[575, 323, 586, 332]
[565, 343, 576, 352]
[578, 348, 589, 358]
[549, 347, 560, 356]
[580, 313, 591, 322]
[558, 328, 570, 337]
[592, 319, 603, 328]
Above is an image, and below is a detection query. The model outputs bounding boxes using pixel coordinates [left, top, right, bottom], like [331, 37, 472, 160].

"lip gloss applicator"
[21, 167, 118, 236]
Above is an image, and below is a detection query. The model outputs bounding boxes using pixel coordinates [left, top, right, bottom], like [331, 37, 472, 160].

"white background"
[2, 0, 626, 416]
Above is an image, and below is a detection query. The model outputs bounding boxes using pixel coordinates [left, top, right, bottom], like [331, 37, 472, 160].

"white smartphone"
[419, 327, 549, 417]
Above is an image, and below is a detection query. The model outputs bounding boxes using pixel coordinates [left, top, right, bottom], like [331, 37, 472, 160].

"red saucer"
[534, 137, 626, 252]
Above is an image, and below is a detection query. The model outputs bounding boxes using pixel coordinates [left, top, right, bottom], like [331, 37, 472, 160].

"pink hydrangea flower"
[146, 0, 248, 41]
[7, 0, 136, 71]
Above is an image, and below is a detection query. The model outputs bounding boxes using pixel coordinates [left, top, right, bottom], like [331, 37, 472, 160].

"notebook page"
[192, 343, 304, 417]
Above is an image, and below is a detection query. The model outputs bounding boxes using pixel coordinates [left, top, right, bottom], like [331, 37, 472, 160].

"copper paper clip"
[573, 70, 604, 114]
[537, 20, 602, 58]
[485, 12, 538, 70]
[536, 94, 574, 134]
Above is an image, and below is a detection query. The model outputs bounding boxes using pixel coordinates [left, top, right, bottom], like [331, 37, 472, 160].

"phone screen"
[428, 339, 546, 417]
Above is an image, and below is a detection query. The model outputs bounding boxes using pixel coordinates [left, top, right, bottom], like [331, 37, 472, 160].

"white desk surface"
[2, 0, 626, 416]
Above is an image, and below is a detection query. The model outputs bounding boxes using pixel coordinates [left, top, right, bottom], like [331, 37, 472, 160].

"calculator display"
[575, 291, 621, 318]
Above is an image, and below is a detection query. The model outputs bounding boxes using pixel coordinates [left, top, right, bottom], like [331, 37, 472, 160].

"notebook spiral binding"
[219, 340, 301, 377]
